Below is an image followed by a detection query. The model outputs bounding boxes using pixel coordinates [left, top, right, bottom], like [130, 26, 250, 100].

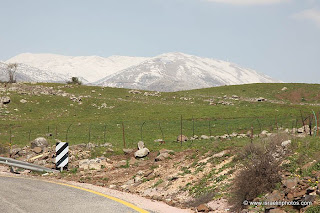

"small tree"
[67, 77, 82, 85]
[6, 63, 18, 83]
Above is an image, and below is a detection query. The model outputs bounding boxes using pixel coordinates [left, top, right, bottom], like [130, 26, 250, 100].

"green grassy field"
[0, 83, 319, 152]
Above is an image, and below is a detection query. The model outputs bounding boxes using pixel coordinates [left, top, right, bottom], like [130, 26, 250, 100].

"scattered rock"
[134, 148, 150, 158]
[1, 96, 10, 104]
[137, 141, 144, 150]
[31, 137, 49, 149]
[200, 135, 210, 140]
[212, 150, 230, 158]
[33, 147, 43, 154]
[129, 90, 142, 94]
[155, 152, 170, 161]
[197, 204, 209, 212]
[256, 97, 266, 102]
[114, 160, 127, 168]
[177, 135, 188, 142]
[123, 148, 134, 155]
[10, 148, 21, 156]
[281, 140, 291, 147]
[20, 99, 27, 103]
[281, 87, 288, 91]
[282, 177, 299, 189]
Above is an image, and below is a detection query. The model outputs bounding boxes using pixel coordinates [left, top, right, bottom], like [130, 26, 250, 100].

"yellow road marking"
[0, 174, 149, 213]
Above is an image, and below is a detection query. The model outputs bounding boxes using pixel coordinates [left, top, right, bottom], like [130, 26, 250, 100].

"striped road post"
[56, 142, 69, 171]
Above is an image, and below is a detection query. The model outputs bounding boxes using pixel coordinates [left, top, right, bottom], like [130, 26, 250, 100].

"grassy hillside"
[0, 83, 319, 152]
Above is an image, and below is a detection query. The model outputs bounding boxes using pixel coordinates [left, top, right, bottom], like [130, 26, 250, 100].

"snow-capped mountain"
[6, 53, 148, 83]
[0, 62, 68, 83]
[95, 52, 280, 92]
[5, 52, 280, 91]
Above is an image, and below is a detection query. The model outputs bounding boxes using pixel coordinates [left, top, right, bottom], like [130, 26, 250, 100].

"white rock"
[134, 148, 150, 158]
[281, 140, 292, 147]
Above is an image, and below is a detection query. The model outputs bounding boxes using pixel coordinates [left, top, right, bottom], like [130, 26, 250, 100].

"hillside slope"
[6, 53, 148, 83]
[95, 52, 280, 91]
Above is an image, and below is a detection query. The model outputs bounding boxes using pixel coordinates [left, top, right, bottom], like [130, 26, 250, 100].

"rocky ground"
[2, 126, 320, 212]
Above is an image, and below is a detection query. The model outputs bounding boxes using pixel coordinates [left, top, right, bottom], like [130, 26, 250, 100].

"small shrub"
[67, 77, 82, 85]
[0, 143, 8, 155]
[188, 191, 215, 207]
[229, 136, 284, 211]
[305, 205, 320, 213]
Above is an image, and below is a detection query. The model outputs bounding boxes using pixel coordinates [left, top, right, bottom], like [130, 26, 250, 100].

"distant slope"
[95, 52, 280, 92]
[0, 62, 68, 83]
[6, 53, 148, 83]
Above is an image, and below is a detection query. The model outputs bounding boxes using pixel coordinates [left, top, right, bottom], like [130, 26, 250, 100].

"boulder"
[123, 148, 134, 155]
[197, 204, 210, 212]
[155, 152, 169, 161]
[281, 140, 291, 147]
[10, 148, 21, 156]
[20, 99, 27, 103]
[201, 135, 210, 140]
[137, 141, 144, 150]
[114, 160, 127, 168]
[33, 147, 43, 154]
[282, 177, 299, 189]
[31, 137, 48, 149]
[1, 96, 10, 104]
[134, 148, 150, 158]
[177, 135, 188, 142]
[212, 150, 230, 158]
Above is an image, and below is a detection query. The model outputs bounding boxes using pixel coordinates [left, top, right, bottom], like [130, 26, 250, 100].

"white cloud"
[292, 9, 320, 27]
[205, 0, 290, 5]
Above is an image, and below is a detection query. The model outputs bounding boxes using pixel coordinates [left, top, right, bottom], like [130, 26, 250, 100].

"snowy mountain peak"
[5, 52, 280, 92]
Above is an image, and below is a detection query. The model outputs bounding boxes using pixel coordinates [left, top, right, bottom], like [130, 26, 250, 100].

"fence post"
[103, 124, 107, 143]
[122, 122, 126, 148]
[159, 122, 164, 140]
[180, 115, 183, 147]
[140, 122, 146, 141]
[89, 125, 92, 143]
[250, 125, 254, 143]
[66, 124, 72, 143]
[28, 130, 31, 142]
[192, 116, 195, 136]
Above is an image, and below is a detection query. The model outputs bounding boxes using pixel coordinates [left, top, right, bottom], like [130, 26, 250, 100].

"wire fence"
[1, 112, 318, 149]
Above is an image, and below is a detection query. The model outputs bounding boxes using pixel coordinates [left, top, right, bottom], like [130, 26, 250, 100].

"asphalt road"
[0, 176, 146, 213]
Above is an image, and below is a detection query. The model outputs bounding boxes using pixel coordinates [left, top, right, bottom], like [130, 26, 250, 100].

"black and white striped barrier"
[56, 142, 68, 171]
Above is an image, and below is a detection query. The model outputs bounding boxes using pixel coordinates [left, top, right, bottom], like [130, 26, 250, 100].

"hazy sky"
[0, 0, 319, 83]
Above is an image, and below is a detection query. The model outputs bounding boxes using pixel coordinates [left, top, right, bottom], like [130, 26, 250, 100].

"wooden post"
[192, 116, 195, 137]
[300, 110, 306, 132]
[180, 115, 183, 147]
[122, 122, 126, 148]
[103, 124, 107, 143]
[88, 125, 91, 143]
[159, 122, 164, 140]
[66, 124, 72, 143]
[309, 115, 312, 136]
[140, 122, 146, 141]
[250, 125, 254, 143]
[317, 112, 319, 136]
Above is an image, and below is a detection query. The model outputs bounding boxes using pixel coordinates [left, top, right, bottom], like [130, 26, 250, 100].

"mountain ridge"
[4, 52, 281, 91]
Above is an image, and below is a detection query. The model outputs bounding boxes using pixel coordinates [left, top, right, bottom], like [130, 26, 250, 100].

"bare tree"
[6, 63, 18, 83]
